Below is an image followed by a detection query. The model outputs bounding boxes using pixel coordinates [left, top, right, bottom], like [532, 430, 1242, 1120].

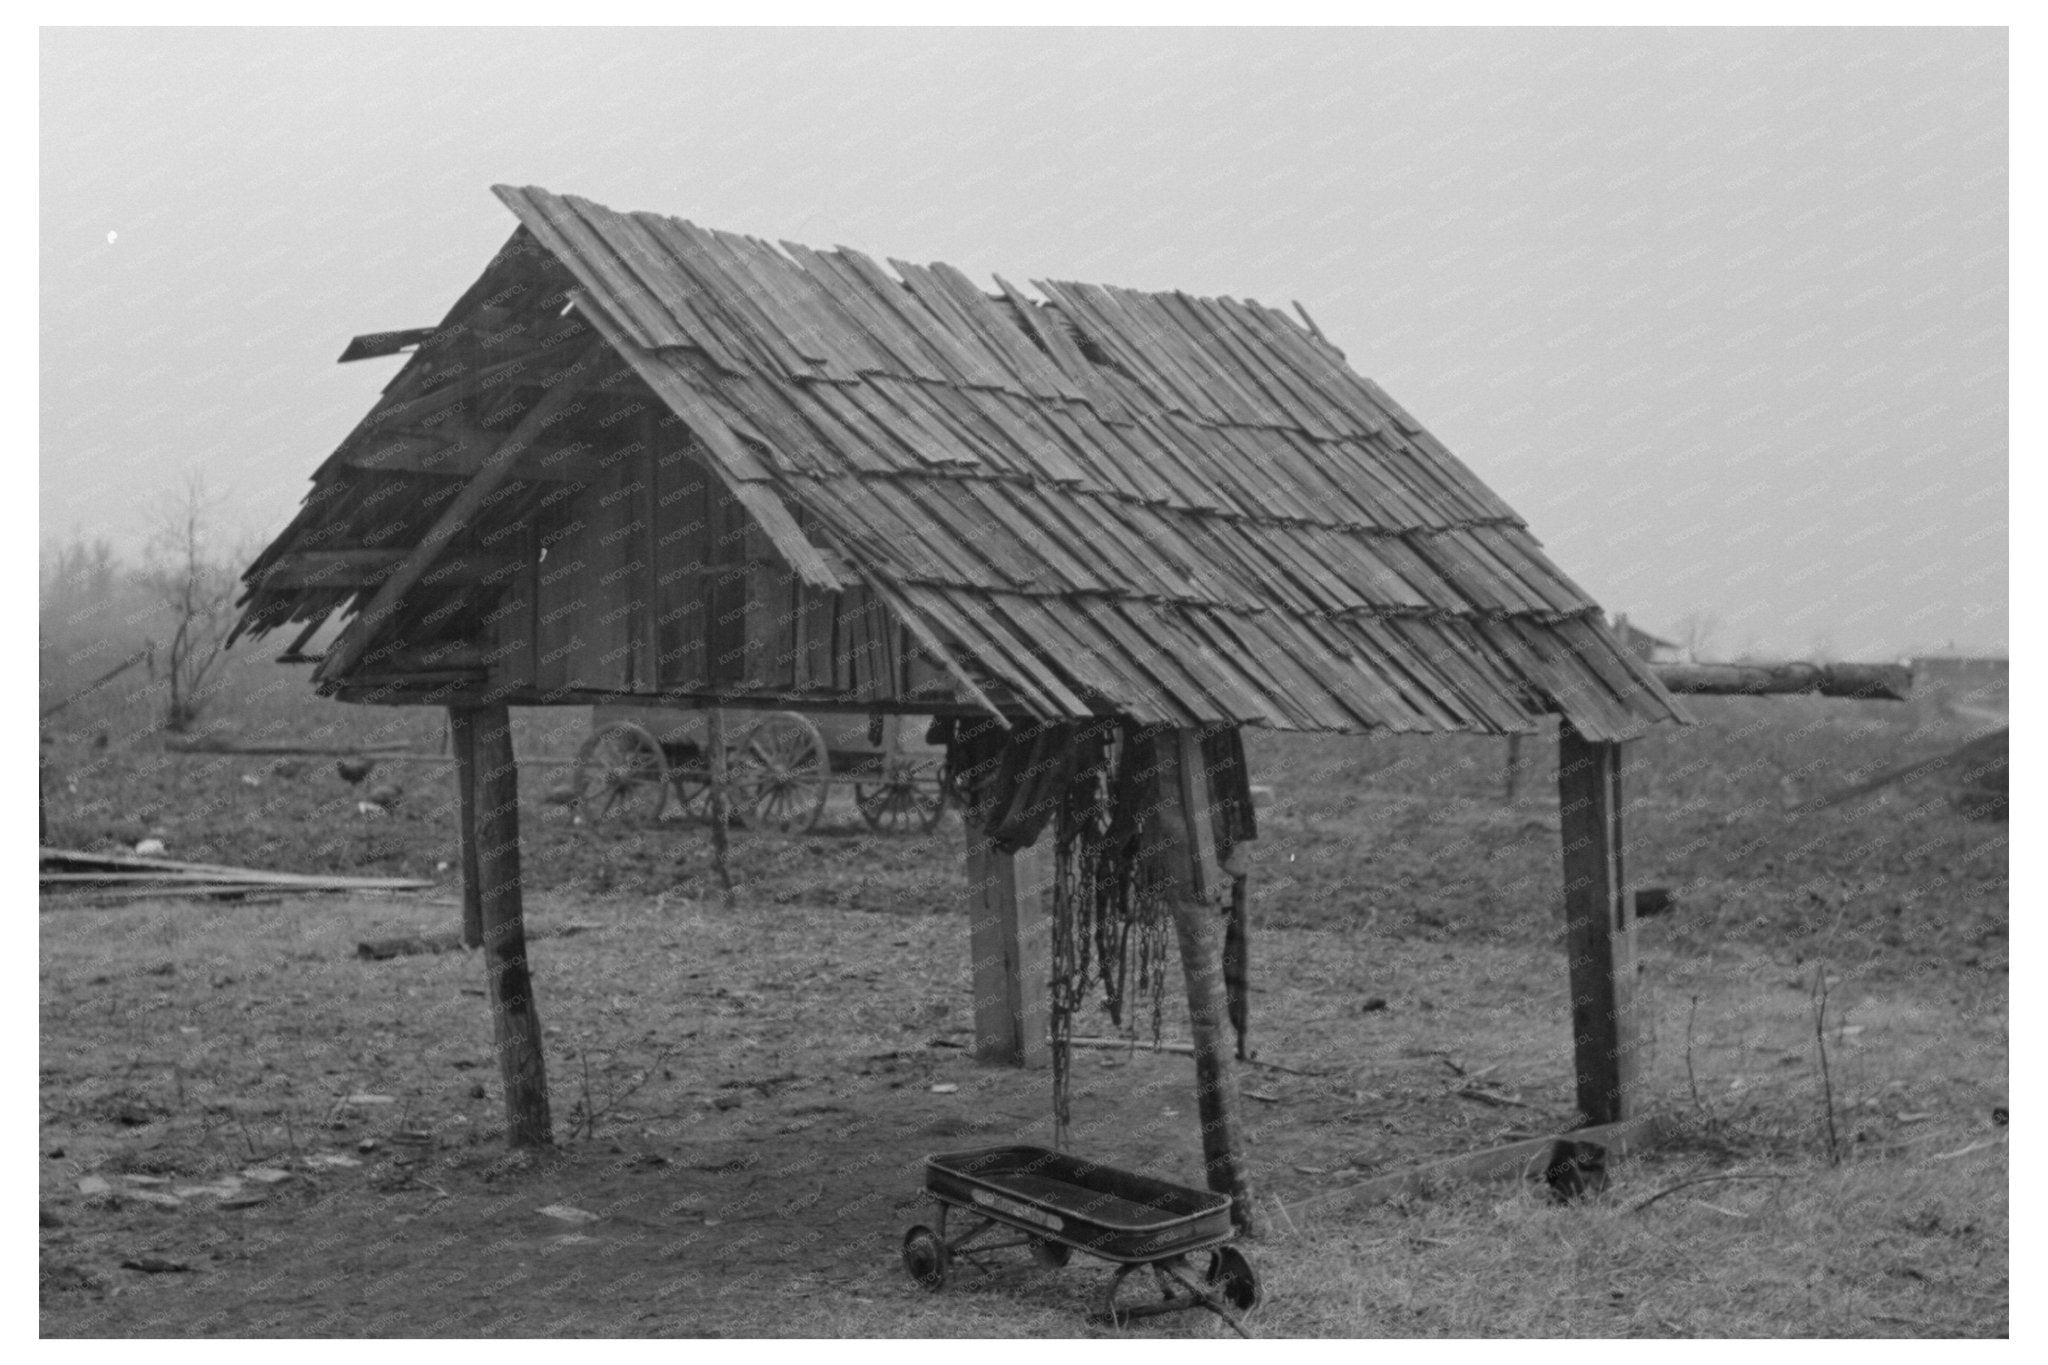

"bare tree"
[141, 474, 243, 733]
[1672, 609, 1721, 664]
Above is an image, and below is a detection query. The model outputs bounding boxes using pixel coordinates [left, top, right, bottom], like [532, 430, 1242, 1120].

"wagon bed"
[904, 1145, 1259, 1333]
[924, 1146, 1233, 1261]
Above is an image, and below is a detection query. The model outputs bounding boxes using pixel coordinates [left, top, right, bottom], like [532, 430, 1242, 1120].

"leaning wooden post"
[966, 824, 1051, 1069]
[1151, 729, 1257, 1233]
[448, 709, 484, 949]
[462, 702, 551, 1147]
[1556, 719, 1641, 1125]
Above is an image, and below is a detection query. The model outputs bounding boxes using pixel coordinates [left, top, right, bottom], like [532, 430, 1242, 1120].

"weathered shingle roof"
[239, 185, 1686, 738]
[496, 186, 1679, 738]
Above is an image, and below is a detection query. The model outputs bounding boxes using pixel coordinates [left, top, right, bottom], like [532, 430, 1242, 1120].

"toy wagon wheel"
[855, 756, 947, 835]
[902, 1224, 950, 1290]
[572, 722, 669, 825]
[1028, 1235, 1071, 1269]
[1097, 1262, 1142, 1328]
[1204, 1246, 1260, 1312]
[735, 712, 830, 834]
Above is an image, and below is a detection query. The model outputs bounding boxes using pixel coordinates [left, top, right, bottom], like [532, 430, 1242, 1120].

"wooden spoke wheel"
[855, 756, 948, 834]
[667, 744, 713, 820]
[572, 722, 669, 825]
[734, 712, 830, 834]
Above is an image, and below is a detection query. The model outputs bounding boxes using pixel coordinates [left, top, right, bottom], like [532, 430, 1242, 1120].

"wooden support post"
[1153, 730, 1257, 1234]
[966, 824, 1051, 1069]
[462, 703, 551, 1147]
[448, 709, 483, 949]
[1556, 721, 1641, 1126]
[705, 706, 734, 900]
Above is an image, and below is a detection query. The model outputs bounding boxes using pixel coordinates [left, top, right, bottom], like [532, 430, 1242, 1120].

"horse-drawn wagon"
[571, 705, 948, 835]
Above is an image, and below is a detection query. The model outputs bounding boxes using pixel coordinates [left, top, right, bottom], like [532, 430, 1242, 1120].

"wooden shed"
[234, 185, 1687, 1224]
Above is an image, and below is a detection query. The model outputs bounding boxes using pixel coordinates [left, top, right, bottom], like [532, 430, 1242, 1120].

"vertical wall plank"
[857, 592, 893, 701]
[577, 461, 635, 689]
[800, 584, 834, 689]
[1557, 720, 1641, 1124]
[627, 420, 653, 690]
[486, 522, 538, 692]
[653, 431, 708, 688]
[743, 519, 796, 689]
[532, 484, 586, 695]
[707, 482, 748, 684]
[833, 586, 867, 693]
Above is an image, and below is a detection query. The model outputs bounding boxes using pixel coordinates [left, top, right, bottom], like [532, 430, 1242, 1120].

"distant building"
[1611, 615, 1682, 665]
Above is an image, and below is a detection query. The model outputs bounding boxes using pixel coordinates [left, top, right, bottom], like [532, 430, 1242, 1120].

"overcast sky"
[39, 27, 2007, 660]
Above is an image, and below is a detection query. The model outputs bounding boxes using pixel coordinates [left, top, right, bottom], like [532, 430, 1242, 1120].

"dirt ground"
[38, 683, 2009, 1337]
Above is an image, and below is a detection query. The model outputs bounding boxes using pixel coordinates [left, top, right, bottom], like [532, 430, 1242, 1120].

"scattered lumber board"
[1651, 661, 1911, 701]
[39, 847, 434, 895]
[46, 888, 288, 908]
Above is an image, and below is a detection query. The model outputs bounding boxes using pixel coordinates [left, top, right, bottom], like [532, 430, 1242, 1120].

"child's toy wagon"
[902, 1145, 1260, 1335]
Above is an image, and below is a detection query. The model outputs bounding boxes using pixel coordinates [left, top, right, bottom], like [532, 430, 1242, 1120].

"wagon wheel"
[1204, 1246, 1260, 1312]
[1028, 1236, 1071, 1269]
[572, 722, 669, 825]
[734, 712, 830, 834]
[1097, 1262, 1144, 1328]
[666, 734, 713, 820]
[670, 769, 713, 819]
[855, 755, 948, 834]
[902, 1224, 950, 1290]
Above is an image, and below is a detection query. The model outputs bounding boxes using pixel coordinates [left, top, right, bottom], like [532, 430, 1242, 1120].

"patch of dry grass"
[1241, 1148, 2007, 1338]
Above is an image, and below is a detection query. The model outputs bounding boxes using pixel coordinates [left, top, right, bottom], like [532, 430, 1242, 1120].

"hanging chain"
[1048, 722, 1182, 1147]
